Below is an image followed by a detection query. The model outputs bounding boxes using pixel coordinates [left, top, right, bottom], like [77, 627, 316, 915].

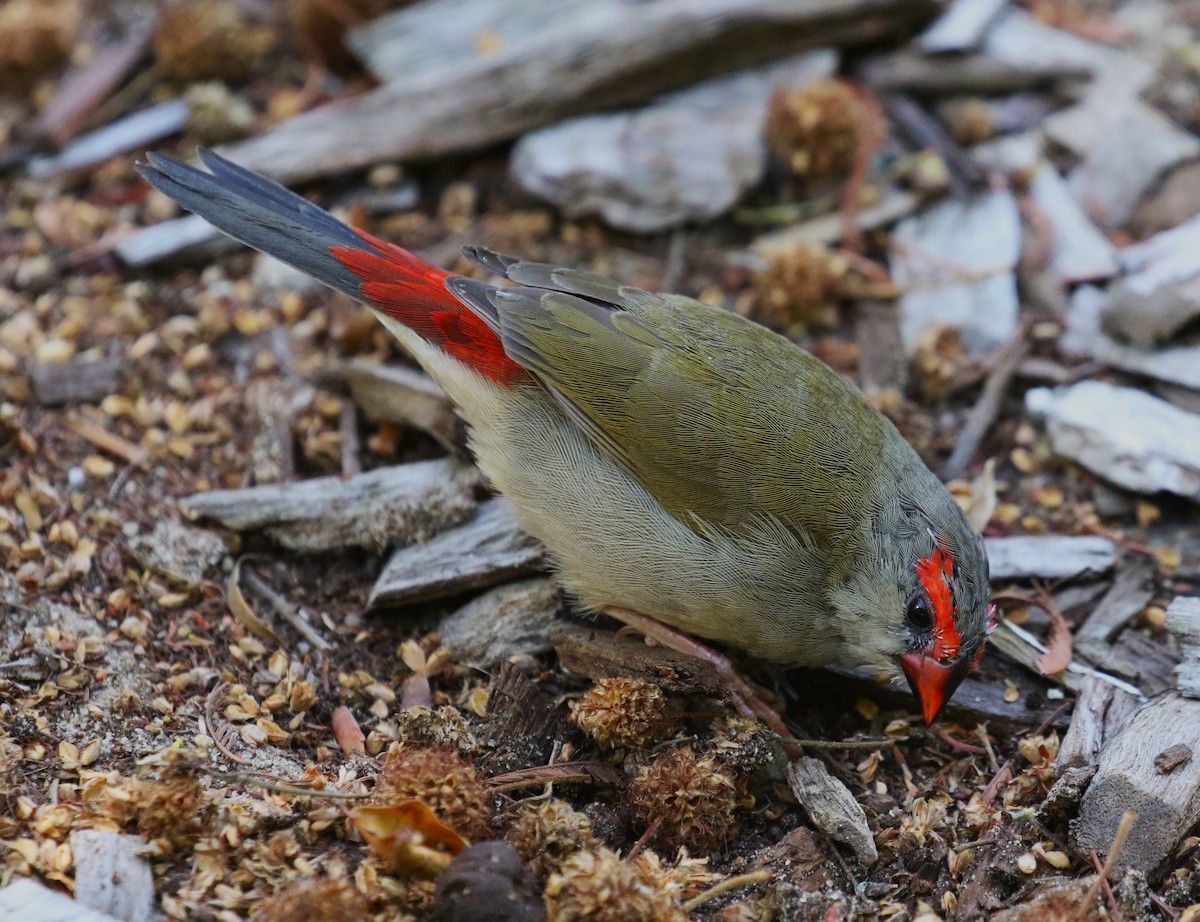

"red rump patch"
[331, 230, 526, 384]
[915, 547, 962, 662]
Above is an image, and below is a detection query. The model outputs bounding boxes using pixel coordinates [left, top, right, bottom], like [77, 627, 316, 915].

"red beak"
[900, 652, 970, 724]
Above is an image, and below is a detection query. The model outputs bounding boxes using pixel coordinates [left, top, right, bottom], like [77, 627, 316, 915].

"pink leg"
[604, 607, 799, 751]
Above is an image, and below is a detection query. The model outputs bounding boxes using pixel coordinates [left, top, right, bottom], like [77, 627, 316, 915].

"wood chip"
[1026, 381, 1200, 501]
[480, 662, 577, 774]
[1057, 674, 1141, 772]
[69, 830, 155, 922]
[65, 414, 150, 468]
[368, 498, 544, 610]
[183, 458, 481, 552]
[787, 756, 878, 866]
[0, 878, 126, 922]
[1155, 743, 1192, 775]
[916, 0, 1008, 53]
[1167, 597, 1200, 699]
[26, 100, 189, 179]
[127, 519, 226, 587]
[511, 51, 837, 232]
[890, 188, 1021, 354]
[983, 535, 1118, 581]
[28, 356, 122, 406]
[217, 0, 940, 184]
[322, 359, 462, 454]
[1074, 556, 1158, 661]
[1072, 693, 1200, 876]
[439, 577, 562, 670]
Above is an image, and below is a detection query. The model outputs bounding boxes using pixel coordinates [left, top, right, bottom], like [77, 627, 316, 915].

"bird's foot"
[603, 607, 799, 755]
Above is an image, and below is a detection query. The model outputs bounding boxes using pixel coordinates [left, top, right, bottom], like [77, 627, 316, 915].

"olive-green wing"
[447, 248, 893, 542]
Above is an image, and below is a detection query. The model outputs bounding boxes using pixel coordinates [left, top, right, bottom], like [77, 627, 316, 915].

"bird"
[137, 148, 994, 729]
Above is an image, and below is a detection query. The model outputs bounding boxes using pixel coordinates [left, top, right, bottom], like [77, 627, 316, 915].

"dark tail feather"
[136, 149, 371, 297]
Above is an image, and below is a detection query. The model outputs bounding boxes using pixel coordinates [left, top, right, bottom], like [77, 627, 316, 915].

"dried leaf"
[1034, 601, 1072, 676]
[351, 800, 466, 878]
[227, 558, 281, 646]
[964, 458, 998, 534]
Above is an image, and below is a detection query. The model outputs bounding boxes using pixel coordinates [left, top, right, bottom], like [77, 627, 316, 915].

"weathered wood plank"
[1057, 675, 1141, 772]
[1072, 693, 1200, 877]
[216, 0, 940, 184]
[182, 459, 481, 552]
[439, 577, 562, 670]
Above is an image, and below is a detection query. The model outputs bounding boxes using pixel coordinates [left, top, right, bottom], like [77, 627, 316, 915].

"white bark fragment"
[890, 189, 1021, 353]
[511, 52, 837, 232]
[1026, 381, 1200, 501]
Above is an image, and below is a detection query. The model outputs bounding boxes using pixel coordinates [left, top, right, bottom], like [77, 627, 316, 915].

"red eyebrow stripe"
[916, 548, 962, 662]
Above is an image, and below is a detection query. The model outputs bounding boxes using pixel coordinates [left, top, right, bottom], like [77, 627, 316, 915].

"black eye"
[906, 592, 932, 631]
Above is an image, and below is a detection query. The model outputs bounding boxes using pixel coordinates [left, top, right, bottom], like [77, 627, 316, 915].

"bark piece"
[1074, 556, 1158, 660]
[1026, 381, 1200, 501]
[28, 356, 122, 406]
[1064, 286, 1200, 393]
[553, 628, 727, 700]
[26, 100, 189, 179]
[1103, 212, 1200, 349]
[1072, 693, 1200, 877]
[1167, 596, 1200, 699]
[0, 878, 125, 922]
[890, 188, 1021, 354]
[322, 359, 462, 454]
[1067, 100, 1200, 232]
[439, 577, 562, 670]
[916, 0, 1008, 53]
[217, 0, 940, 185]
[113, 213, 235, 267]
[787, 756, 878, 866]
[126, 518, 226, 587]
[31, 23, 154, 149]
[855, 300, 908, 394]
[1130, 159, 1200, 238]
[1057, 675, 1141, 772]
[511, 51, 837, 232]
[246, 378, 314, 484]
[863, 52, 1085, 96]
[983, 535, 1117, 582]
[69, 830, 154, 922]
[368, 497, 544, 609]
[1156, 743, 1192, 775]
[183, 459, 481, 552]
[1025, 162, 1119, 284]
[1037, 765, 1097, 827]
[481, 661, 576, 774]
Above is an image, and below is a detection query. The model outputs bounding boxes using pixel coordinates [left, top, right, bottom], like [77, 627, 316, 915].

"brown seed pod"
[749, 243, 844, 333]
[570, 677, 677, 751]
[375, 745, 491, 840]
[627, 745, 747, 854]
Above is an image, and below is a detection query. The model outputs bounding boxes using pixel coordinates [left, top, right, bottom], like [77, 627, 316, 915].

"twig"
[66, 415, 150, 468]
[198, 765, 371, 799]
[1078, 811, 1138, 921]
[881, 91, 986, 196]
[625, 819, 659, 861]
[203, 682, 251, 766]
[240, 568, 333, 651]
[795, 736, 911, 750]
[933, 728, 987, 754]
[1088, 850, 1123, 922]
[942, 323, 1030, 480]
[680, 871, 772, 912]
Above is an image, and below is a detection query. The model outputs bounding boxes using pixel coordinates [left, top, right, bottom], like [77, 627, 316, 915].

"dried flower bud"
[507, 798, 599, 880]
[250, 876, 371, 921]
[544, 847, 684, 922]
[764, 80, 864, 183]
[375, 745, 491, 840]
[627, 746, 745, 854]
[570, 678, 676, 750]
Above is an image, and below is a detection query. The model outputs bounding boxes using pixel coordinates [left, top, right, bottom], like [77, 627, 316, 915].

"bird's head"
[895, 537, 996, 723]
[829, 505, 994, 724]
